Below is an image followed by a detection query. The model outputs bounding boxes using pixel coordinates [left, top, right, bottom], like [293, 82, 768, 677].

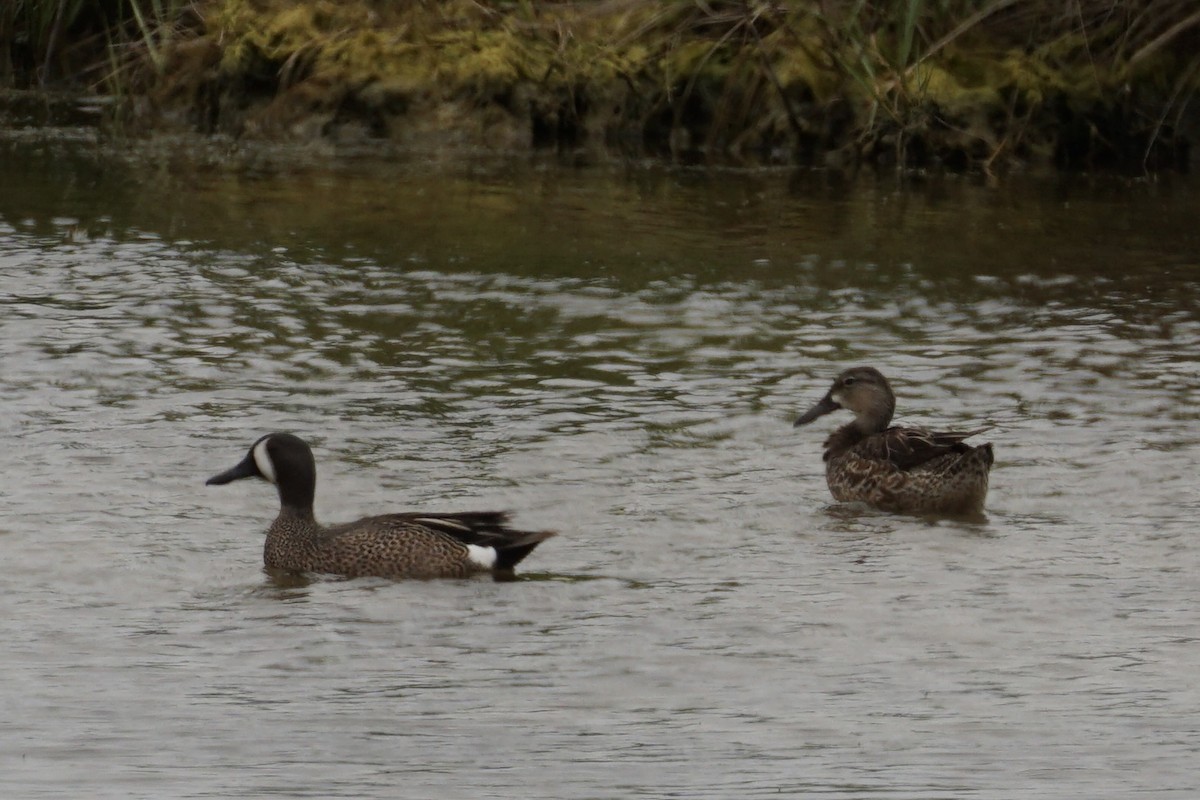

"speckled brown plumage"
[794, 367, 994, 516]
[207, 433, 555, 579]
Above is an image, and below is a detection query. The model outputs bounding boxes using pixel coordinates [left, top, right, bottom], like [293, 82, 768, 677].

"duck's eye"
[843, 376, 856, 386]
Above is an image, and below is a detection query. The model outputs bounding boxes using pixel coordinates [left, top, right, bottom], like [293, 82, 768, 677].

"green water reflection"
[2, 136, 1197, 318]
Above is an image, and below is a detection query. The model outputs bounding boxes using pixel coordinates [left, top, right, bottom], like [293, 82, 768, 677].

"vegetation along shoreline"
[3, 1, 1198, 173]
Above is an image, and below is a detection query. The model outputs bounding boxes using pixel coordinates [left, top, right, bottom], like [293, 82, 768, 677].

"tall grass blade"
[896, 0, 921, 67]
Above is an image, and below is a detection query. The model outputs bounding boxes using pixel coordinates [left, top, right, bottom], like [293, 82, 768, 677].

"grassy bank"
[4, 1, 1200, 172]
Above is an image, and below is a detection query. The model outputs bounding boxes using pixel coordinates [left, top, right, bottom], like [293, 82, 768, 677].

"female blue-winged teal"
[206, 433, 555, 579]
[793, 367, 994, 515]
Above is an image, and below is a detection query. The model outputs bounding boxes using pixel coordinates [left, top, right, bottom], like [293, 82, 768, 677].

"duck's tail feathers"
[495, 529, 558, 571]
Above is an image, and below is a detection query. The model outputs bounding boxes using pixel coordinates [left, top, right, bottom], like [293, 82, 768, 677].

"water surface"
[1, 134, 1199, 798]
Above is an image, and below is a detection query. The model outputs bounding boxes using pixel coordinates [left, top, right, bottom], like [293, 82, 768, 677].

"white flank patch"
[252, 439, 277, 484]
[465, 544, 498, 569]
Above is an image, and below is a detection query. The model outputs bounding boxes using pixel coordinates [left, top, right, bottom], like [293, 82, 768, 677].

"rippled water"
[2, 134, 1199, 798]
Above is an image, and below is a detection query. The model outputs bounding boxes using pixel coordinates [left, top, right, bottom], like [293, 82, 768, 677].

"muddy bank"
[10, 1, 1200, 172]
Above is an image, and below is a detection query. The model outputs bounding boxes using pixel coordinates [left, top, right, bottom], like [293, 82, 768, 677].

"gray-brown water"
[2, 133, 1199, 799]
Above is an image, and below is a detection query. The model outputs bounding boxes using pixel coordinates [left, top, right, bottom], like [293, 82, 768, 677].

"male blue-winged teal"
[793, 367, 994, 515]
[206, 433, 555, 579]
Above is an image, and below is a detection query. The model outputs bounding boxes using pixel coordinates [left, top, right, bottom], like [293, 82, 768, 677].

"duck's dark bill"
[206, 455, 258, 486]
[794, 394, 841, 427]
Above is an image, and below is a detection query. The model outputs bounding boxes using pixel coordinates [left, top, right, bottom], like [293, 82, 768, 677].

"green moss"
[910, 62, 1000, 115]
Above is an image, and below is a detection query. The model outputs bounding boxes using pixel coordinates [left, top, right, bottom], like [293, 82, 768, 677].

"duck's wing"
[861, 426, 991, 471]
[364, 513, 556, 551]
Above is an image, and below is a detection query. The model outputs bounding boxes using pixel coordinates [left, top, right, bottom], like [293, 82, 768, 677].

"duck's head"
[794, 366, 896, 433]
[206, 432, 317, 509]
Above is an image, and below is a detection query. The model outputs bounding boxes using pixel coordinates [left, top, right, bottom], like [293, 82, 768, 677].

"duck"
[793, 367, 994, 515]
[205, 432, 555, 579]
